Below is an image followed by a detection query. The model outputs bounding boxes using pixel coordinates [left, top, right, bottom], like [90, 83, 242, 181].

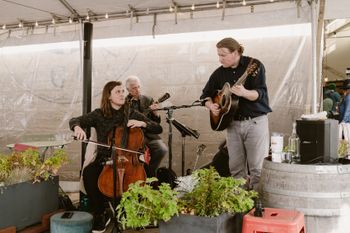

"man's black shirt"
[200, 55, 272, 118]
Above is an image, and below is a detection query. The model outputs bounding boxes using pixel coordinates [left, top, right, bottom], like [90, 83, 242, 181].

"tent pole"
[80, 22, 93, 204]
[311, 0, 318, 114]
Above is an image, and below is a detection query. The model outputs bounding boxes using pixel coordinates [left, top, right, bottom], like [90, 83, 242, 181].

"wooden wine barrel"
[259, 159, 350, 233]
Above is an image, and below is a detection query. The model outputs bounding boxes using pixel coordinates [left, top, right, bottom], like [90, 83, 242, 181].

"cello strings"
[72, 136, 144, 155]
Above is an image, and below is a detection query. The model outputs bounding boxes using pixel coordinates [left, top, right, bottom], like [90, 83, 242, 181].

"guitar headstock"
[247, 63, 259, 77]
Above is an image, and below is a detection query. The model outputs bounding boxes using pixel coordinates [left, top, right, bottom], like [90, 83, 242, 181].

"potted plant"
[116, 177, 179, 229]
[0, 148, 68, 230]
[116, 167, 257, 233]
[161, 167, 257, 233]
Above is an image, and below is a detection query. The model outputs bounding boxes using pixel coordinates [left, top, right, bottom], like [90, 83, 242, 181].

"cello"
[97, 107, 147, 198]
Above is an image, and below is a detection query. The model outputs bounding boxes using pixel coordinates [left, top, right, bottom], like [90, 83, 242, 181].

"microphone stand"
[156, 102, 202, 173]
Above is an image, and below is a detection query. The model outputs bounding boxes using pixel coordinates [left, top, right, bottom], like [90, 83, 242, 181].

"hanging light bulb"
[2, 24, 6, 30]
[146, 8, 150, 14]
[52, 18, 55, 24]
[216, 1, 220, 8]
[191, 3, 195, 11]
[86, 14, 90, 20]
[35, 21, 39, 27]
[169, 5, 174, 12]
[105, 13, 109, 19]
[68, 17, 73, 23]
[19, 21, 23, 28]
[270, 0, 274, 2]
[242, 0, 247, 6]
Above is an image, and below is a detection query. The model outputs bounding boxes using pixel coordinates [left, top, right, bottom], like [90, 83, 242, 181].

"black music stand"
[171, 118, 199, 176]
[156, 102, 202, 174]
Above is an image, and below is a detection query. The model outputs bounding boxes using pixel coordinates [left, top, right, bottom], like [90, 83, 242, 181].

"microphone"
[157, 92, 170, 103]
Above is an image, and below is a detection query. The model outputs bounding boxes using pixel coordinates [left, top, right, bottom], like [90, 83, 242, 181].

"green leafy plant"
[116, 177, 178, 229]
[34, 149, 69, 182]
[0, 148, 68, 185]
[338, 139, 349, 158]
[116, 167, 258, 230]
[0, 155, 11, 183]
[178, 167, 258, 217]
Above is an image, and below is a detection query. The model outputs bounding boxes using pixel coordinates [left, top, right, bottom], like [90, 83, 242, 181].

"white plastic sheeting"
[0, 30, 83, 176]
[0, 1, 313, 179]
[0, 25, 312, 178]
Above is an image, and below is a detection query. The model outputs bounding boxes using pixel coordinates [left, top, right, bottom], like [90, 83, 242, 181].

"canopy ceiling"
[0, 0, 290, 30]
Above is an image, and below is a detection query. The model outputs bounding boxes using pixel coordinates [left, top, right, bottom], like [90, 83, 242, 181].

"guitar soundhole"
[221, 95, 226, 106]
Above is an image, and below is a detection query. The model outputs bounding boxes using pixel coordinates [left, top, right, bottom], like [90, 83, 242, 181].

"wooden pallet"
[0, 210, 63, 233]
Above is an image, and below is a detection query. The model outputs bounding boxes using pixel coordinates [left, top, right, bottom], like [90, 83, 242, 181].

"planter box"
[0, 176, 59, 230]
[159, 213, 243, 233]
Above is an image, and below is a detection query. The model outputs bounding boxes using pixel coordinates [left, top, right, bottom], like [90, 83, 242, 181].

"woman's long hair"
[100, 81, 122, 118]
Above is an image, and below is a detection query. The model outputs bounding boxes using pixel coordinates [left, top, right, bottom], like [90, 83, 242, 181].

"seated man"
[125, 75, 168, 177]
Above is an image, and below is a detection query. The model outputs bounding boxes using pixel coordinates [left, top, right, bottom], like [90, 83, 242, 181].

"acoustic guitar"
[210, 61, 259, 131]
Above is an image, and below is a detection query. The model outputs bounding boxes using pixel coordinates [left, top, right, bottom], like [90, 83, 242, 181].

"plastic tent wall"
[0, 1, 312, 178]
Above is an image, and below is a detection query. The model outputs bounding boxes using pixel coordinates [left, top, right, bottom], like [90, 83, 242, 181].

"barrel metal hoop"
[268, 204, 350, 217]
[337, 165, 350, 174]
[263, 187, 350, 199]
[264, 159, 343, 174]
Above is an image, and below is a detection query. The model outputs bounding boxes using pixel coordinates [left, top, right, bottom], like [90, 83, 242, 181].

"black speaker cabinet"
[296, 119, 338, 164]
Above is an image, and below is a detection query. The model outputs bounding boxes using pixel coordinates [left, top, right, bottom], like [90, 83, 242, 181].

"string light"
[0, 1, 281, 29]
[191, 4, 195, 11]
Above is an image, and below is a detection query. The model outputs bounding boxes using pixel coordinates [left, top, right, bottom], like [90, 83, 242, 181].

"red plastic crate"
[242, 207, 305, 233]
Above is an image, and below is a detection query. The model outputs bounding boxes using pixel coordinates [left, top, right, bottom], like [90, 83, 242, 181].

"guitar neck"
[234, 58, 257, 86]
[235, 72, 249, 86]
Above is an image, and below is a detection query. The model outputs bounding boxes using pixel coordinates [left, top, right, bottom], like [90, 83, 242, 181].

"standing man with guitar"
[125, 75, 169, 177]
[200, 37, 272, 190]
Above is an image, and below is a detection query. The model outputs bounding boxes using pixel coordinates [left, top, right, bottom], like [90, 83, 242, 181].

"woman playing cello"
[69, 81, 162, 233]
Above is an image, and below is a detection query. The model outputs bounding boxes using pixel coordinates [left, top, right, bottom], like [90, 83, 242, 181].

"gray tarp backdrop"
[0, 1, 312, 179]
